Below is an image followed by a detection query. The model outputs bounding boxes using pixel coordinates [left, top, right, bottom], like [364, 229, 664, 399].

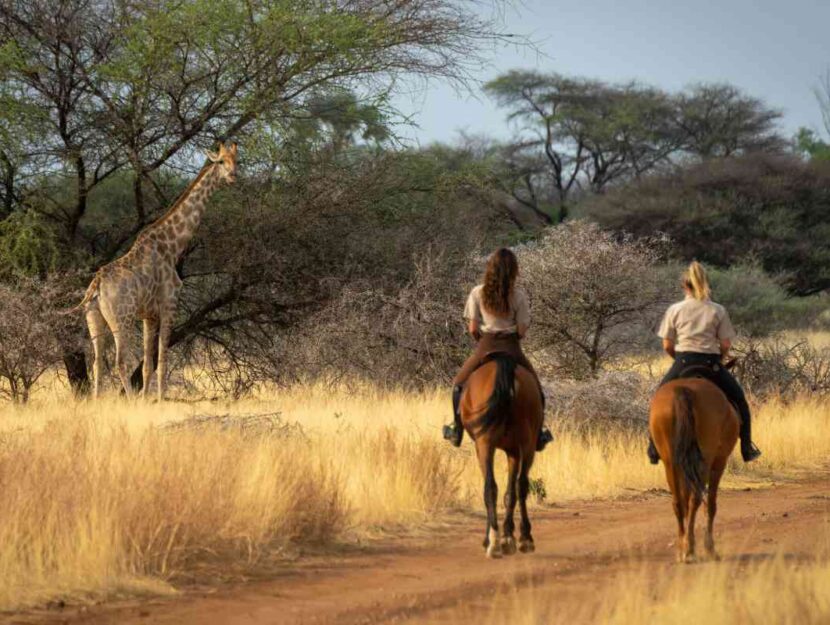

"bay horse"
[649, 377, 739, 563]
[460, 355, 544, 558]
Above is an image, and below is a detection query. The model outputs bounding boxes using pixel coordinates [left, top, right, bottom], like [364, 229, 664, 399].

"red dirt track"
[10, 476, 830, 625]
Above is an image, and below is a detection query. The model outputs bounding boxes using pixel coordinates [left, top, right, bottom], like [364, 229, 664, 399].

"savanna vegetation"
[1, 0, 830, 618]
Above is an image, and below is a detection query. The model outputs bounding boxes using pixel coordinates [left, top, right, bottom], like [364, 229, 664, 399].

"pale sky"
[394, 0, 830, 145]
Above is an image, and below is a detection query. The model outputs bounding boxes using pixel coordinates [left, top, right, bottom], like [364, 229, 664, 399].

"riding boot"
[647, 436, 660, 465]
[536, 388, 554, 452]
[739, 412, 762, 463]
[442, 384, 464, 447]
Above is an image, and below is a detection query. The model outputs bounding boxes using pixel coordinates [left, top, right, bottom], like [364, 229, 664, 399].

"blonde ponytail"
[683, 261, 711, 301]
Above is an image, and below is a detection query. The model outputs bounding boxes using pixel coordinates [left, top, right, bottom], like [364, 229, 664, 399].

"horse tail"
[474, 355, 517, 434]
[59, 273, 100, 315]
[673, 387, 706, 497]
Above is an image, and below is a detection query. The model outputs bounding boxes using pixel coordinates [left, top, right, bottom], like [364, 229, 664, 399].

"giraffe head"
[205, 142, 238, 185]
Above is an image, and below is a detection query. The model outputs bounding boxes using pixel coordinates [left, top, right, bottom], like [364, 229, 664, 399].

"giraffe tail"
[60, 273, 101, 315]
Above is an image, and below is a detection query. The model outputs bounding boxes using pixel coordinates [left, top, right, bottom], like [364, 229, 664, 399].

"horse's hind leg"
[477, 440, 501, 559]
[666, 465, 686, 563]
[683, 487, 703, 564]
[518, 452, 536, 553]
[705, 459, 726, 561]
[501, 452, 519, 556]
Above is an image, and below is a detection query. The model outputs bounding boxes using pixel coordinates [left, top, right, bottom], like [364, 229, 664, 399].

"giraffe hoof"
[501, 536, 517, 556]
[682, 554, 697, 564]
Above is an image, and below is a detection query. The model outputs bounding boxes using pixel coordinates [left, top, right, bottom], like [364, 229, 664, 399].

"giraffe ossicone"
[75, 141, 239, 400]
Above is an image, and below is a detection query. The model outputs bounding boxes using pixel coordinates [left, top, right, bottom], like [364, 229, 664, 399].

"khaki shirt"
[658, 296, 737, 355]
[464, 285, 530, 335]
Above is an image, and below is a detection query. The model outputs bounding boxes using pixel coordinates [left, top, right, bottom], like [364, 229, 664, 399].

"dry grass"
[477, 551, 830, 625]
[0, 380, 828, 611]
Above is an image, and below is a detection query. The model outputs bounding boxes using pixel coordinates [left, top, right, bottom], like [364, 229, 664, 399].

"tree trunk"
[63, 350, 91, 396]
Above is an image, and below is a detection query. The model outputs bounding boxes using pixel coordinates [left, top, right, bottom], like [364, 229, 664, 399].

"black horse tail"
[673, 387, 706, 498]
[474, 355, 516, 434]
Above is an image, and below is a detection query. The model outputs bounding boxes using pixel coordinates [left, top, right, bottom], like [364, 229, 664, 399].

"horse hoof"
[518, 539, 535, 553]
[707, 550, 721, 562]
[501, 536, 517, 556]
[486, 545, 503, 559]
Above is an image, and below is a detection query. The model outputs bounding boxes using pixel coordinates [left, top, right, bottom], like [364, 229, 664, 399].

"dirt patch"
[8, 476, 830, 625]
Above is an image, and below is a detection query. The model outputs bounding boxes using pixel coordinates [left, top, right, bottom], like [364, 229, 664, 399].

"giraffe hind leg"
[142, 318, 159, 398]
[85, 305, 109, 399]
[113, 330, 134, 398]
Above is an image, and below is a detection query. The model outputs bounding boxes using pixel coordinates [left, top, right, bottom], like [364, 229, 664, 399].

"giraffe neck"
[153, 164, 222, 261]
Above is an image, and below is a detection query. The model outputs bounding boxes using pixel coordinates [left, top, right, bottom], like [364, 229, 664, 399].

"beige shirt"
[464, 285, 530, 334]
[658, 296, 737, 355]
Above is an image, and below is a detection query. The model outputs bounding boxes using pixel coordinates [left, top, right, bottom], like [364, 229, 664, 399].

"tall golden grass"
[0, 383, 828, 611]
[477, 552, 830, 625]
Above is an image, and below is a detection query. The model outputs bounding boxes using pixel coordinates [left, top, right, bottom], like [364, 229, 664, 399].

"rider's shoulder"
[708, 300, 728, 315]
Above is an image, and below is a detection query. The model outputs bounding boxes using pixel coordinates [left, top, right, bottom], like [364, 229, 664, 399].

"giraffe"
[73, 142, 238, 400]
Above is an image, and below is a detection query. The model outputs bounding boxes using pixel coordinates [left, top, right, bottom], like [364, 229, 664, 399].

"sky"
[394, 0, 830, 145]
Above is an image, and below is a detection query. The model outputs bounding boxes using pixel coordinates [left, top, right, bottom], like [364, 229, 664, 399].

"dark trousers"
[660, 352, 752, 436]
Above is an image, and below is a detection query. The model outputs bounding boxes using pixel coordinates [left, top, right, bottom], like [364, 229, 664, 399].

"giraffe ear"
[205, 149, 221, 162]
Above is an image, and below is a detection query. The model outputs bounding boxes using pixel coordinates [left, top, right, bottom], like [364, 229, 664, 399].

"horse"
[460, 355, 544, 559]
[649, 376, 740, 563]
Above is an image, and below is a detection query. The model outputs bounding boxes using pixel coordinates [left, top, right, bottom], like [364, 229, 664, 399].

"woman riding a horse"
[443, 248, 553, 451]
[650, 260, 761, 464]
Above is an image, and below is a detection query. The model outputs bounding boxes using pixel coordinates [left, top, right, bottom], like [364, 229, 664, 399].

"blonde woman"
[649, 261, 761, 464]
[443, 248, 553, 451]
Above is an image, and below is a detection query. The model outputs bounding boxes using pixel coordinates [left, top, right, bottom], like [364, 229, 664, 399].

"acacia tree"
[0, 0, 511, 392]
[675, 83, 785, 158]
[484, 72, 785, 221]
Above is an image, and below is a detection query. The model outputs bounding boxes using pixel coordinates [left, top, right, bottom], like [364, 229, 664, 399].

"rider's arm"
[468, 319, 481, 340]
[662, 338, 676, 358]
[720, 338, 731, 360]
[515, 288, 530, 340]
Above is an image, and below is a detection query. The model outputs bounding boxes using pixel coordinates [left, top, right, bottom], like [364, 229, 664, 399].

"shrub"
[518, 221, 672, 378]
[0, 282, 62, 402]
[583, 153, 830, 296]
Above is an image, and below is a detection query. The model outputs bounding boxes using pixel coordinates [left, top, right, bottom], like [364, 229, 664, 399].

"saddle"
[676, 360, 740, 413]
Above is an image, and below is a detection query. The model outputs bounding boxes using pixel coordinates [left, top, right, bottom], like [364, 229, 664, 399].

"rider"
[443, 248, 554, 451]
[648, 261, 762, 464]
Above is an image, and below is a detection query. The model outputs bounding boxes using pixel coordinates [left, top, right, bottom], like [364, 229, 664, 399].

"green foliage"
[706, 263, 827, 336]
[0, 211, 60, 279]
[584, 154, 830, 296]
[796, 128, 830, 162]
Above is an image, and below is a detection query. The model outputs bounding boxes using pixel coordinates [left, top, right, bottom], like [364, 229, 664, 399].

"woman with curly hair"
[443, 247, 553, 451]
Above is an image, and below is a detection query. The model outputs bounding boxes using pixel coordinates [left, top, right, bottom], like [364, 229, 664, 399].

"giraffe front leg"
[141, 318, 159, 399]
[157, 318, 172, 402]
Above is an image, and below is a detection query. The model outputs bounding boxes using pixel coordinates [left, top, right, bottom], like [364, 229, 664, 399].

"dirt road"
[13, 476, 830, 625]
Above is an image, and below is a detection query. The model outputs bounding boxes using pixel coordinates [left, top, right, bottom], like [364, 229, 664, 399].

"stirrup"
[443, 423, 463, 447]
[536, 428, 553, 452]
[741, 441, 762, 463]
[647, 440, 660, 465]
